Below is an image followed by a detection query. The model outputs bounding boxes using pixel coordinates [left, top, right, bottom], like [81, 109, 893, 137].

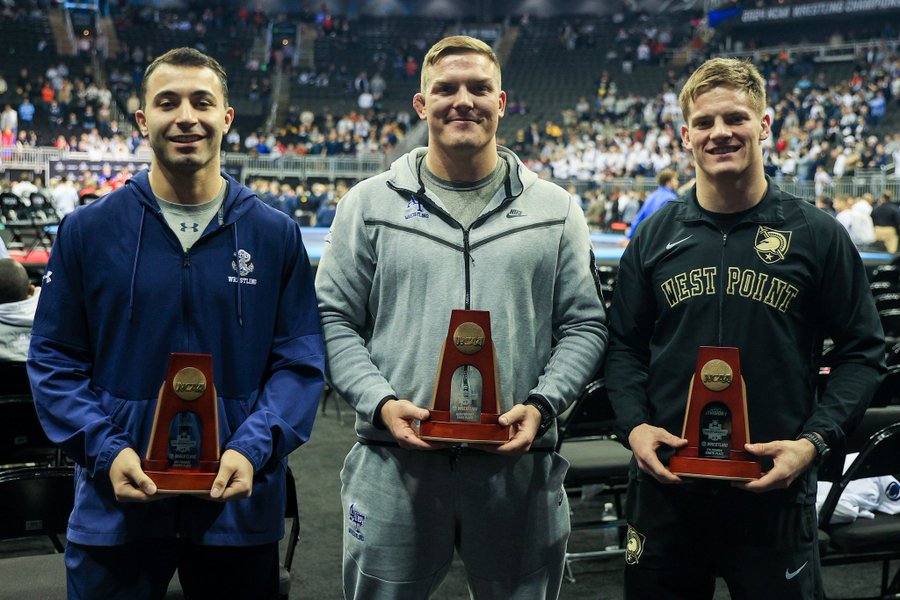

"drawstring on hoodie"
[128, 206, 147, 322]
[129, 199, 242, 327]
[233, 222, 243, 327]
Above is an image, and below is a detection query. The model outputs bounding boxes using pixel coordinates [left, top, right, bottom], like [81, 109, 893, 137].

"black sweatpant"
[623, 476, 822, 600]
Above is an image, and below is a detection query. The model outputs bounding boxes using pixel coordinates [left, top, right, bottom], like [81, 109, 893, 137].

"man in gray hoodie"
[316, 35, 607, 599]
[0, 258, 39, 362]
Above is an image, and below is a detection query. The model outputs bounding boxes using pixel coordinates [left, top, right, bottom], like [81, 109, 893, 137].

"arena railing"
[1, 148, 896, 200]
[0, 148, 388, 185]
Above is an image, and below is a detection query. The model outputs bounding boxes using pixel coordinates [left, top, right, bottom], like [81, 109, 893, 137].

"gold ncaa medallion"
[700, 359, 733, 391]
[452, 322, 486, 355]
[172, 367, 207, 401]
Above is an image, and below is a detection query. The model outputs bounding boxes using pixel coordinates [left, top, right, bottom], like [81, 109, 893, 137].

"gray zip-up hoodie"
[316, 147, 607, 449]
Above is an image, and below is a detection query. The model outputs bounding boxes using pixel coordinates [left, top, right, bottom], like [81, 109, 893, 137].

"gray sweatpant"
[341, 443, 571, 600]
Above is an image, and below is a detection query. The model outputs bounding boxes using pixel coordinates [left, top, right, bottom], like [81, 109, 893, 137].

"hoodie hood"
[0, 286, 39, 326]
[124, 169, 257, 226]
[122, 169, 258, 325]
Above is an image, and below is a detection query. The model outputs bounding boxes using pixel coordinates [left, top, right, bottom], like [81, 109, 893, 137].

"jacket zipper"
[718, 231, 727, 346]
[182, 250, 191, 349]
[463, 229, 472, 309]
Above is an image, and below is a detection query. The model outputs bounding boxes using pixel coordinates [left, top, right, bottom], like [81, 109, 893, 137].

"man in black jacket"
[606, 57, 885, 599]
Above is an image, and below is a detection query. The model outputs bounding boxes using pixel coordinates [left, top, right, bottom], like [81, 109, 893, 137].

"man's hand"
[380, 399, 444, 450]
[109, 447, 159, 502]
[210, 449, 255, 501]
[475, 404, 541, 455]
[735, 439, 817, 493]
[628, 423, 688, 484]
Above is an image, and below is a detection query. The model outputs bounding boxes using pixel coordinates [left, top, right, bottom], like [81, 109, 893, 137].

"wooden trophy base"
[670, 452, 762, 481]
[418, 410, 510, 444]
[144, 459, 219, 494]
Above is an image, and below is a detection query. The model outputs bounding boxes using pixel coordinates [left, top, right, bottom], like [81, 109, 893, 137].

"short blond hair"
[420, 35, 501, 93]
[678, 57, 766, 121]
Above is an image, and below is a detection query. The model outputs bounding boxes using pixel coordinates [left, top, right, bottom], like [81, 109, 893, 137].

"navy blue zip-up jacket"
[28, 170, 325, 545]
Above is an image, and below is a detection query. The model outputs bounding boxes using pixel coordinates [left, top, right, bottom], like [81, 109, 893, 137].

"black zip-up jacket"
[606, 178, 885, 502]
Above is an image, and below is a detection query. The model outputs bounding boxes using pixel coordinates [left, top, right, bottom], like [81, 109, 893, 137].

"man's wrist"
[373, 395, 398, 429]
[524, 395, 554, 438]
[797, 431, 830, 465]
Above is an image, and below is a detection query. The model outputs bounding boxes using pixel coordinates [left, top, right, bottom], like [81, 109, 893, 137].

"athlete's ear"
[681, 123, 692, 151]
[413, 93, 427, 120]
[135, 110, 148, 137]
[760, 112, 771, 142]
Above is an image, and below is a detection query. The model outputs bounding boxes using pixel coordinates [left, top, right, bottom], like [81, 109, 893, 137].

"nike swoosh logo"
[785, 561, 808, 580]
[665, 235, 693, 250]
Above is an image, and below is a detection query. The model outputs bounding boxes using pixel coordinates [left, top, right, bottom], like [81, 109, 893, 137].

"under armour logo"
[180, 222, 199, 233]
[42, 270, 52, 284]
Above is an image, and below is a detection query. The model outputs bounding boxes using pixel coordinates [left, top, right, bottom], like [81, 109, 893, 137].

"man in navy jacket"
[28, 48, 325, 599]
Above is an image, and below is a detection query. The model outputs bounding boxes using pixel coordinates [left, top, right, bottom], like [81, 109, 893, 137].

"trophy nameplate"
[418, 309, 510, 444]
[143, 353, 221, 493]
[669, 346, 761, 480]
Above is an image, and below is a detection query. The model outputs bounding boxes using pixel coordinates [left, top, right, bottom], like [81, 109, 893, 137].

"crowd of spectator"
[1, 5, 898, 243]
[503, 48, 898, 189]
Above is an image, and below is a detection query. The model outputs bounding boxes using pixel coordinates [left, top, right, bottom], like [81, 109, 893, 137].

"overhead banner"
[738, 0, 900, 24]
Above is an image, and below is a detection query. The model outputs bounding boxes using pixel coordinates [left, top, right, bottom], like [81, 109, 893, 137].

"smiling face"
[681, 86, 770, 187]
[413, 51, 506, 164]
[135, 63, 233, 185]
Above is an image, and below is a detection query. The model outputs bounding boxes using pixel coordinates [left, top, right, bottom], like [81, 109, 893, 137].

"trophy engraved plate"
[698, 402, 731, 459]
[449, 366, 483, 422]
[418, 310, 510, 444]
[669, 347, 761, 480]
[143, 353, 221, 493]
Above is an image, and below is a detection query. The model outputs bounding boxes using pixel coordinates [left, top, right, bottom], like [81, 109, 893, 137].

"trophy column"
[669, 346, 761, 481]
[143, 353, 221, 493]
[418, 309, 509, 444]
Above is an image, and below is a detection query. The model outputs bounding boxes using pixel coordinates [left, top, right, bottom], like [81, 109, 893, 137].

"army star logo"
[754, 226, 792, 264]
[624, 525, 646, 565]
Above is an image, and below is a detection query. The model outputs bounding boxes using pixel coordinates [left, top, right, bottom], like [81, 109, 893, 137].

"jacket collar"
[386, 145, 535, 203]
[674, 175, 786, 226]
[125, 169, 256, 227]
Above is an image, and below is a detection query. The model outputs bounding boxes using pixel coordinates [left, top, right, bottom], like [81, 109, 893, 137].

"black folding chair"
[24, 192, 57, 252]
[0, 191, 27, 251]
[556, 378, 632, 582]
[0, 466, 75, 553]
[879, 308, 900, 342]
[871, 264, 900, 286]
[818, 410, 900, 599]
[279, 466, 301, 600]
[0, 362, 63, 468]
[875, 293, 900, 313]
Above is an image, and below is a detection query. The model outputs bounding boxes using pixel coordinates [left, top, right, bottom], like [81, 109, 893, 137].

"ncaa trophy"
[669, 346, 761, 480]
[143, 353, 221, 493]
[418, 309, 509, 444]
